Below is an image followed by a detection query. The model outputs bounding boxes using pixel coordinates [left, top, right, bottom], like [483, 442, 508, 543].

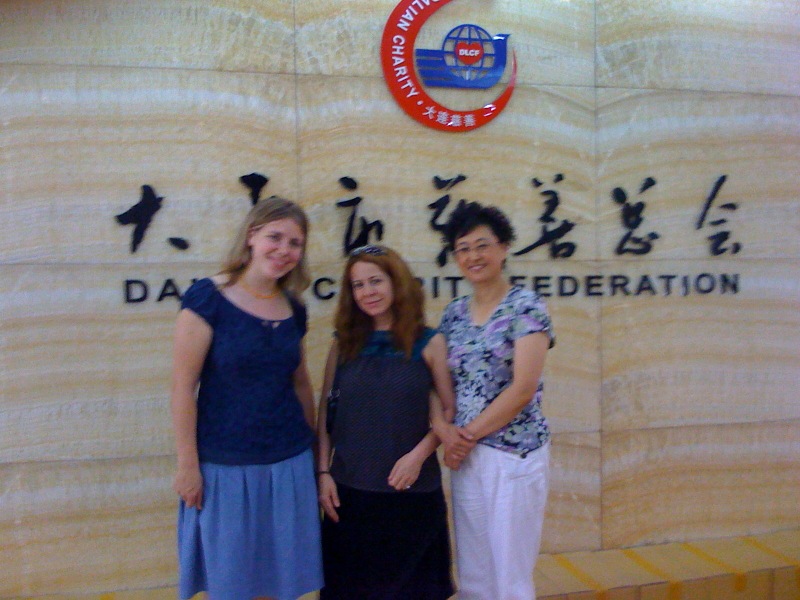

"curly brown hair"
[335, 245, 426, 362]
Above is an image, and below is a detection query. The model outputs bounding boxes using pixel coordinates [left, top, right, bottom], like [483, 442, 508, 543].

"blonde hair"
[219, 196, 311, 296]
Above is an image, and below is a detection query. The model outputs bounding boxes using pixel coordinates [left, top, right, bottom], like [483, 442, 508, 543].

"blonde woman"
[171, 197, 322, 600]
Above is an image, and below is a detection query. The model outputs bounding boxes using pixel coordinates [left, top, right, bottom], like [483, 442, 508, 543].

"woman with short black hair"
[435, 201, 556, 600]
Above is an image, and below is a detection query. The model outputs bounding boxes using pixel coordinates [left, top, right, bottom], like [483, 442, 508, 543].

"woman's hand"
[173, 465, 204, 510]
[444, 446, 464, 471]
[388, 451, 425, 491]
[436, 423, 476, 469]
[318, 473, 341, 522]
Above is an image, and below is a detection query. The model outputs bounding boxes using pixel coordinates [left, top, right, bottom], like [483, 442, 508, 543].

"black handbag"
[325, 365, 342, 435]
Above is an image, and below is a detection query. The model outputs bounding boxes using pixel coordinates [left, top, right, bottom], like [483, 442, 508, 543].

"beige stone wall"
[1, 0, 798, 596]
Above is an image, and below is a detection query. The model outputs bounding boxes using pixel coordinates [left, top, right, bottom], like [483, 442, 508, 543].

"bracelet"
[316, 470, 330, 475]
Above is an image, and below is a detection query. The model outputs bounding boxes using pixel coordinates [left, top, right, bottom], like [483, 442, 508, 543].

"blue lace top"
[181, 278, 313, 465]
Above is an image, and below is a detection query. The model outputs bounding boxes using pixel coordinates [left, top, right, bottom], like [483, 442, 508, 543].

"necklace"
[239, 279, 280, 300]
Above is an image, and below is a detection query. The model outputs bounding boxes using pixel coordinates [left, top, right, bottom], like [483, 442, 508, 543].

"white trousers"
[451, 442, 550, 600]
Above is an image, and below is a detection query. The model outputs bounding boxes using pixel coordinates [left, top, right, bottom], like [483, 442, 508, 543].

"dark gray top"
[330, 328, 442, 493]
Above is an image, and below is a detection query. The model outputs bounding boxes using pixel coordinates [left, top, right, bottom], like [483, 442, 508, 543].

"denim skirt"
[177, 449, 323, 600]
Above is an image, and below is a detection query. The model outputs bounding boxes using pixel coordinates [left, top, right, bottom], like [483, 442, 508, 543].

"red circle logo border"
[381, 0, 517, 133]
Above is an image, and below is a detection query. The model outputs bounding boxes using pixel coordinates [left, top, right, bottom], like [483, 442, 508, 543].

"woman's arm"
[387, 399, 442, 490]
[424, 333, 456, 424]
[424, 333, 475, 470]
[388, 332, 472, 486]
[316, 340, 341, 522]
[170, 308, 213, 509]
[293, 341, 316, 431]
[462, 331, 550, 440]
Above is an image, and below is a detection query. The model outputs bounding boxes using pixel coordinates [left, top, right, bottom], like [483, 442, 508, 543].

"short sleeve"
[180, 278, 220, 326]
[511, 292, 556, 348]
[411, 327, 438, 360]
[288, 295, 308, 337]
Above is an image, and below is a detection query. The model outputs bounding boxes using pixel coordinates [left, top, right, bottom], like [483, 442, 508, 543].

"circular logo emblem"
[381, 0, 517, 132]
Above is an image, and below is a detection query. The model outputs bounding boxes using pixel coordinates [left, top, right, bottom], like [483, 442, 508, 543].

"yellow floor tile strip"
[621, 548, 682, 600]
[740, 536, 800, 590]
[680, 542, 747, 592]
[552, 554, 609, 600]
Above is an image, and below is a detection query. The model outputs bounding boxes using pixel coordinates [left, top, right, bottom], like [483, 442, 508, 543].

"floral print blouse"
[438, 285, 555, 457]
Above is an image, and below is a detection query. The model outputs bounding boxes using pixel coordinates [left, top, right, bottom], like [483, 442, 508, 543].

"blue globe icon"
[416, 24, 510, 89]
[442, 24, 497, 82]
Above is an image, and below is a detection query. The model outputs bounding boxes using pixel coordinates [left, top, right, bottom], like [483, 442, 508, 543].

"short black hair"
[442, 200, 516, 250]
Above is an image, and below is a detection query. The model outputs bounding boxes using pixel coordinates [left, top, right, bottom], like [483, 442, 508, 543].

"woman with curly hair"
[435, 201, 555, 600]
[316, 245, 455, 600]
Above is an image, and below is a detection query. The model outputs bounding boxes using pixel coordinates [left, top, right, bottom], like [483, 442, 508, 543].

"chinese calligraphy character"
[116, 172, 273, 254]
[240, 172, 270, 205]
[514, 174, 576, 259]
[336, 176, 384, 256]
[427, 174, 468, 266]
[696, 175, 741, 256]
[612, 177, 660, 255]
[115, 184, 190, 253]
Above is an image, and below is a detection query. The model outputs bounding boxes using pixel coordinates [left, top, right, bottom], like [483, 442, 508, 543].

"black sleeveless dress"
[320, 328, 454, 600]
